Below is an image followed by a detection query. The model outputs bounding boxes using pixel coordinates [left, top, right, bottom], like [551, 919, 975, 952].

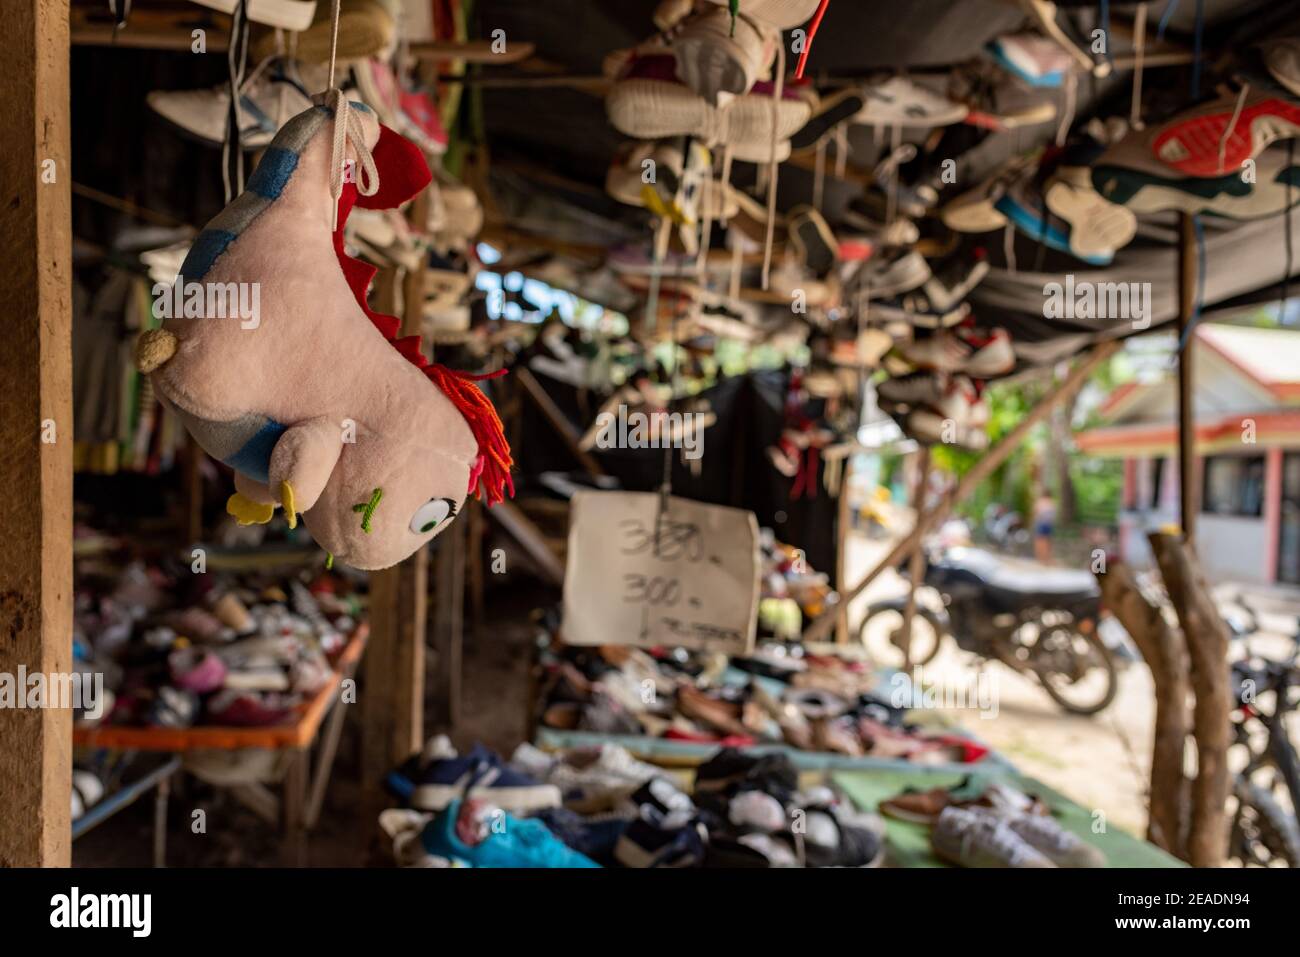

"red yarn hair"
[330, 122, 515, 506]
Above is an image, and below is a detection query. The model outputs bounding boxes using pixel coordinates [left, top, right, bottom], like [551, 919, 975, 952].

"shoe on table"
[1003, 810, 1106, 867]
[881, 775, 1049, 824]
[388, 740, 562, 814]
[931, 806, 1056, 868]
[614, 803, 709, 867]
[418, 798, 599, 868]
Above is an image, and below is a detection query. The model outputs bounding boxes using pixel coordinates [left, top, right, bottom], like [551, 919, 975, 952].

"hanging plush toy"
[136, 95, 513, 570]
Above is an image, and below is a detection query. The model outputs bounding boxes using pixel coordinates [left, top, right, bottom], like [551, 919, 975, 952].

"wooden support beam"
[1177, 213, 1199, 544]
[1149, 532, 1231, 868]
[361, 547, 428, 776]
[487, 500, 566, 586]
[802, 340, 1119, 643]
[900, 447, 931, 670]
[515, 367, 608, 478]
[428, 516, 466, 730]
[834, 455, 854, 645]
[1095, 561, 1191, 858]
[0, 0, 73, 868]
[360, 191, 432, 787]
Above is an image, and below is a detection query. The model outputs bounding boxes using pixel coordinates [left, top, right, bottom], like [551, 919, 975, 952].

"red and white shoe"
[1150, 88, 1300, 178]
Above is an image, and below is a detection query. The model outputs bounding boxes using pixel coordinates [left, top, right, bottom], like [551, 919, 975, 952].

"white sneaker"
[854, 76, 968, 128]
[546, 744, 665, 811]
[147, 57, 315, 149]
[931, 806, 1056, 867]
[1002, 810, 1106, 867]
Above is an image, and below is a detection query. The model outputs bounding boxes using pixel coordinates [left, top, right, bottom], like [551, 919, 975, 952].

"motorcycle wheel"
[858, 604, 944, 670]
[1032, 628, 1118, 716]
[1228, 776, 1300, 867]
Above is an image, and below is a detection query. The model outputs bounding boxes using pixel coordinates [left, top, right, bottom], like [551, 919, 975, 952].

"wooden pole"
[0, 0, 73, 867]
[899, 447, 931, 670]
[1095, 561, 1191, 857]
[1149, 532, 1231, 867]
[361, 192, 432, 788]
[1177, 212, 1199, 545]
[429, 516, 466, 730]
[802, 341, 1118, 643]
[834, 455, 854, 644]
[515, 367, 608, 478]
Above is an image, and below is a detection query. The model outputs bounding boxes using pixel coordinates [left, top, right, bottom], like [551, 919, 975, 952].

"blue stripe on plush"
[178, 230, 237, 283]
[247, 147, 300, 200]
[223, 418, 288, 484]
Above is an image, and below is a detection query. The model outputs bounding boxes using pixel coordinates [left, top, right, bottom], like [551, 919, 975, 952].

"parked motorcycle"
[1224, 599, 1300, 867]
[858, 545, 1119, 715]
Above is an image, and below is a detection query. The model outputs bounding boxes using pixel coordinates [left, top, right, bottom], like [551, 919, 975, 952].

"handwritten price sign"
[562, 491, 760, 654]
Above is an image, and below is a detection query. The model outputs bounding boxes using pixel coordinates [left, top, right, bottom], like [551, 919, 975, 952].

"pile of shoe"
[533, 633, 988, 764]
[881, 774, 1106, 868]
[74, 554, 363, 731]
[379, 739, 887, 868]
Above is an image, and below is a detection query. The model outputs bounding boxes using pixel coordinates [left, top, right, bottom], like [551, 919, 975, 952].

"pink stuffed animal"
[136, 99, 512, 569]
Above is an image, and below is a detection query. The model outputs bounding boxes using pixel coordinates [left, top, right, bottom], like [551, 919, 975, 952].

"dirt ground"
[846, 530, 1158, 837]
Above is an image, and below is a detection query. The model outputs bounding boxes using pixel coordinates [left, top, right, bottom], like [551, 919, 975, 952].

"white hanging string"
[1217, 83, 1250, 174]
[1130, 2, 1148, 129]
[761, 40, 786, 290]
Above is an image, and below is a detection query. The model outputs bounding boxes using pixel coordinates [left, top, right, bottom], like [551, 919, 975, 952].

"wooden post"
[361, 191, 431, 787]
[834, 454, 854, 644]
[1095, 561, 1191, 857]
[429, 514, 465, 730]
[0, 0, 73, 868]
[515, 367, 608, 478]
[1149, 531, 1231, 867]
[802, 341, 1119, 643]
[899, 447, 931, 670]
[1177, 213, 1199, 544]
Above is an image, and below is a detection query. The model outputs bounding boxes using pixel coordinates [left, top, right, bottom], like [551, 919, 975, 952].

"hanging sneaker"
[931, 806, 1057, 867]
[986, 32, 1076, 88]
[853, 75, 968, 128]
[252, 0, 395, 64]
[790, 88, 868, 150]
[672, 6, 779, 105]
[787, 205, 839, 277]
[698, 0, 823, 30]
[1147, 85, 1300, 178]
[606, 56, 811, 157]
[1093, 140, 1300, 219]
[994, 174, 1114, 266]
[1263, 37, 1300, 98]
[1042, 165, 1137, 260]
[147, 56, 314, 149]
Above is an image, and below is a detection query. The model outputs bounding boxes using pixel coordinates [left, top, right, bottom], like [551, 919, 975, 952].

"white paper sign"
[562, 491, 760, 654]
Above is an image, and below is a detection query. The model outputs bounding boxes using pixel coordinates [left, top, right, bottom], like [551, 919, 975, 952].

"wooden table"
[75, 625, 368, 865]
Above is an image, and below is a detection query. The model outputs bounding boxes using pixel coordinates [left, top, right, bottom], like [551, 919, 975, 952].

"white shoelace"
[327, 89, 379, 231]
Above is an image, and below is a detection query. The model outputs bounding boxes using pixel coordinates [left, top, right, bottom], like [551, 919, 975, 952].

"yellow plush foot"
[279, 480, 298, 530]
[227, 492, 275, 526]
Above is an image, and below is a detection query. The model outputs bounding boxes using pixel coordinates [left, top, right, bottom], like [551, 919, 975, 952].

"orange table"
[75, 624, 368, 864]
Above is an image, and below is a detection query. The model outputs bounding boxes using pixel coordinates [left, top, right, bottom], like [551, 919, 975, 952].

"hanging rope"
[1216, 83, 1249, 175]
[1130, 2, 1148, 129]
[761, 40, 786, 289]
[222, 0, 251, 202]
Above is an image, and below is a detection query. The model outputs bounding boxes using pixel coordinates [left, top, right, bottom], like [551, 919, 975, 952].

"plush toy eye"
[410, 498, 455, 534]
